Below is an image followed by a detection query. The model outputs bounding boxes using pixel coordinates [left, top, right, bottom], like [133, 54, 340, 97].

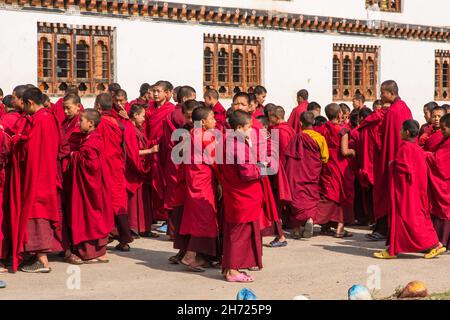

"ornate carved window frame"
[435, 50, 450, 101]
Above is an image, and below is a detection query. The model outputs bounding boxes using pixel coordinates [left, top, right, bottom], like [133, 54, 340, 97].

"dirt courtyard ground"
[1, 226, 449, 300]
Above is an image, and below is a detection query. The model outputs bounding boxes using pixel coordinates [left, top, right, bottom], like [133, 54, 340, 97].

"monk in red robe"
[161, 86, 196, 239]
[61, 94, 85, 171]
[426, 114, 450, 250]
[286, 111, 328, 240]
[204, 88, 226, 132]
[95, 93, 133, 252]
[66, 110, 113, 263]
[144, 81, 176, 223]
[0, 95, 21, 137]
[0, 125, 9, 273]
[419, 102, 438, 137]
[314, 103, 353, 238]
[9, 88, 62, 273]
[252, 85, 267, 118]
[374, 120, 445, 259]
[221, 110, 264, 282]
[50, 85, 84, 125]
[179, 106, 221, 272]
[420, 106, 446, 152]
[128, 83, 153, 109]
[126, 104, 158, 237]
[287, 89, 309, 133]
[114, 89, 132, 114]
[372, 81, 413, 239]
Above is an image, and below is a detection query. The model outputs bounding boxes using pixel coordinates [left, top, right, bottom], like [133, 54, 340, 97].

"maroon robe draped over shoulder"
[423, 129, 444, 152]
[213, 101, 227, 132]
[50, 97, 84, 125]
[287, 101, 308, 133]
[0, 127, 9, 260]
[1, 111, 21, 137]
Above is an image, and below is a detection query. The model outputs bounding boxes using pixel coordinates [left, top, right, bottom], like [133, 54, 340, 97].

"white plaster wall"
[1, 8, 450, 122]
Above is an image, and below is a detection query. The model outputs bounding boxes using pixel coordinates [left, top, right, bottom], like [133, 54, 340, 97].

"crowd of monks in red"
[0, 79, 448, 282]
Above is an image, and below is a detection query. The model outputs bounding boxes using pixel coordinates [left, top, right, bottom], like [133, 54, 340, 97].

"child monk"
[144, 81, 176, 224]
[288, 89, 309, 133]
[308, 102, 322, 118]
[126, 104, 159, 238]
[352, 93, 366, 111]
[0, 95, 21, 136]
[374, 120, 445, 259]
[248, 94, 259, 118]
[419, 106, 446, 152]
[66, 109, 113, 264]
[419, 102, 438, 137]
[253, 85, 267, 117]
[10, 88, 62, 273]
[286, 111, 328, 239]
[95, 93, 133, 252]
[339, 103, 351, 127]
[178, 106, 221, 272]
[62, 94, 84, 155]
[51, 85, 83, 125]
[314, 103, 353, 238]
[221, 110, 264, 282]
[114, 89, 131, 116]
[129, 83, 153, 108]
[204, 88, 226, 131]
[426, 113, 450, 250]
[0, 124, 9, 273]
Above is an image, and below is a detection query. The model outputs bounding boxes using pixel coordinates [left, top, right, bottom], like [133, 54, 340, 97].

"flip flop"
[268, 239, 288, 248]
[334, 230, 353, 238]
[64, 254, 84, 265]
[84, 258, 110, 264]
[226, 272, 254, 283]
[168, 255, 181, 264]
[115, 244, 131, 252]
[180, 260, 206, 273]
[365, 232, 386, 241]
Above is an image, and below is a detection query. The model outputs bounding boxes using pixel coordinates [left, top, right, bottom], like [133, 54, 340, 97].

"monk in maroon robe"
[0, 125, 9, 272]
[179, 107, 221, 272]
[372, 81, 412, 239]
[0, 95, 21, 137]
[314, 103, 353, 238]
[426, 114, 450, 249]
[419, 102, 438, 137]
[287, 89, 309, 133]
[128, 83, 153, 110]
[67, 110, 113, 263]
[419, 106, 446, 152]
[161, 86, 196, 239]
[9, 88, 62, 273]
[221, 110, 263, 282]
[144, 81, 176, 222]
[126, 104, 158, 237]
[50, 85, 84, 125]
[374, 120, 444, 259]
[95, 93, 133, 252]
[204, 88, 226, 132]
[285, 111, 327, 240]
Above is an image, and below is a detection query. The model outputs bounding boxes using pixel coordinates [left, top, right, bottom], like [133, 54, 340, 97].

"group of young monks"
[0, 79, 448, 283]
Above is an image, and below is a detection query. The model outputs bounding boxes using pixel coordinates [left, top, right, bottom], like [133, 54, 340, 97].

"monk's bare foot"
[97, 254, 109, 262]
[37, 253, 49, 268]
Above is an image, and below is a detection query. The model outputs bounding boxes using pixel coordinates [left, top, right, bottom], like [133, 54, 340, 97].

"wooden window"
[366, 0, 401, 12]
[203, 34, 261, 99]
[38, 22, 115, 96]
[333, 44, 379, 101]
[435, 50, 450, 100]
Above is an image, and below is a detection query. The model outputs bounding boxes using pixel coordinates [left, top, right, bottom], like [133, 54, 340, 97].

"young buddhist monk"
[314, 115, 328, 127]
[314, 103, 353, 238]
[10, 88, 62, 273]
[308, 102, 322, 118]
[204, 88, 226, 131]
[253, 85, 267, 118]
[129, 83, 153, 108]
[95, 93, 133, 252]
[339, 103, 351, 127]
[420, 106, 446, 152]
[126, 104, 159, 238]
[287, 89, 309, 133]
[419, 102, 438, 137]
[374, 120, 445, 259]
[286, 111, 328, 239]
[0, 124, 9, 273]
[372, 80, 412, 240]
[0, 95, 21, 137]
[62, 94, 84, 154]
[426, 113, 450, 250]
[51, 85, 82, 125]
[248, 94, 258, 117]
[268, 106, 294, 237]
[178, 106, 221, 272]
[145, 81, 176, 225]
[352, 93, 366, 111]
[108, 83, 121, 96]
[66, 109, 113, 264]
[221, 110, 264, 282]
[372, 99, 383, 111]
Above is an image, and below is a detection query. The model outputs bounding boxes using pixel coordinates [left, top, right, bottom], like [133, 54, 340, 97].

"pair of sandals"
[225, 271, 254, 283]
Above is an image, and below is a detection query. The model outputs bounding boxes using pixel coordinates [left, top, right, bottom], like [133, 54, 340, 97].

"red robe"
[426, 137, 450, 220]
[9, 108, 61, 271]
[213, 101, 227, 132]
[373, 98, 412, 220]
[388, 140, 438, 256]
[180, 128, 218, 239]
[253, 104, 265, 118]
[50, 97, 84, 125]
[96, 111, 128, 216]
[285, 132, 322, 225]
[144, 101, 175, 220]
[68, 130, 113, 246]
[0, 127, 9, 260]
[61, 114, 84, 173]
[287, 101, 308, 133]
[422, 128, 444, 152]
[1, 111, 21, 137]
[0, 103, 5, 118]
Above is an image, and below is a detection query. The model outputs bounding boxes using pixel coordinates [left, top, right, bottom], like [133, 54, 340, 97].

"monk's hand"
[119, 109, 129, 119]
[150, 145, 160, 153]
[216, 184, 223, 200]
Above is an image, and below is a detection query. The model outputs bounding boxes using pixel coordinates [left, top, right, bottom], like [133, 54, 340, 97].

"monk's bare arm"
[340, 134, 355, 157]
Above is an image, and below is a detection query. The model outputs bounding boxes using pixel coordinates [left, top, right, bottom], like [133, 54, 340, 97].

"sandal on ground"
[268, 238, 288, 248]
[21, 261, 52, 273]
[320, 227, 335, 236]
[140, 231, 159, 238]
[64, 254, 84, 265]
[365, 232, 386, 241]
[84, 258, 110, 264]
[168, 255, 182, 264]
[303, 220, 314, 238]
[180, 260, 206, 273]
[291, 230, 301, 240]
[373, 249, 397, 259]
[226, 272, 254, 283]
[334, 230, 353, 238]
[115, 243, 131, 252]
[424, 246, 446, 259]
